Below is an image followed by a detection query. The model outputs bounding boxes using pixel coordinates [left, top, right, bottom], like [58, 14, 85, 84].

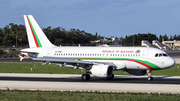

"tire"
[148, 77, 153, 81]
[81, 74, 91, 81]
[81, 74, 87, 81]
[106, 74, 114, 80]
[86, 74, 91, 80]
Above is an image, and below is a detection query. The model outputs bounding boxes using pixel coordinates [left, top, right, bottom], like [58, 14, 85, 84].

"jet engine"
[90, 64, 113, 78]
[126, 70, 147, 76]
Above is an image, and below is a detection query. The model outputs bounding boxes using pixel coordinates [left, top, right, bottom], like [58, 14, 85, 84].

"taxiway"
[0, 73, 180, 94]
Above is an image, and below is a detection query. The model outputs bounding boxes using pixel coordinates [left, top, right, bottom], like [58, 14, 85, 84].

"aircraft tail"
[24, 15, 55, 48]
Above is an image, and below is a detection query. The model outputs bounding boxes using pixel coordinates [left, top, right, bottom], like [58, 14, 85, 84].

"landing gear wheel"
[106, 74, 114, 80]
[148, 77, 153, 81]
[147, 70, 153, 81]
[86, 74, 90, 80]
[81, 74, 91, 81]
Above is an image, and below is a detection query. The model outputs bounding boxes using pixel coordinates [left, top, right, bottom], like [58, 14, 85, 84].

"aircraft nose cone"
[166, 57, 176, 68]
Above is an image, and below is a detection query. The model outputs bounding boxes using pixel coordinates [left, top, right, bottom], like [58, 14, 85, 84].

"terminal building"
[162, 40, 180, 50]
[141, 40, 180, 50]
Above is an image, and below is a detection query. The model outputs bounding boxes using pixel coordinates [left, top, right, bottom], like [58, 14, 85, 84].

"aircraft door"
[142, 50, 149, 61]
[47, 49, 53, 56]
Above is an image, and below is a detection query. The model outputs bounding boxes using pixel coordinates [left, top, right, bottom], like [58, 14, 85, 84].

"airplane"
[20, 15, 176, 81]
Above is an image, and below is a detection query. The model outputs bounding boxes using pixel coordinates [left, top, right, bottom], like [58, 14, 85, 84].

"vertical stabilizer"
[24, 15, 54, 48]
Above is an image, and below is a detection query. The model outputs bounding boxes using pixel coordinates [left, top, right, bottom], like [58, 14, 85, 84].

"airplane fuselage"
[22, 46, 175, 71]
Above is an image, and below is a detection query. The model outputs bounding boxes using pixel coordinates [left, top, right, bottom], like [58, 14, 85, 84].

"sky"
[0, 0, 180, 38]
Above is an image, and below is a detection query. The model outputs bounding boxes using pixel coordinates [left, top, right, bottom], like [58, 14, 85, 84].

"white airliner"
[20, 15, 176, 81]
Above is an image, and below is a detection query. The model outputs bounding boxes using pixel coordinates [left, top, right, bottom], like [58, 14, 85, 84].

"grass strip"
[0, 62, 180, 76]
[0, 89, 180, 101]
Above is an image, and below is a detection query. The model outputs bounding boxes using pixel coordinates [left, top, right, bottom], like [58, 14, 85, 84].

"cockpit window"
[163, 53, 168, 56]
[155, 53, 168, 57]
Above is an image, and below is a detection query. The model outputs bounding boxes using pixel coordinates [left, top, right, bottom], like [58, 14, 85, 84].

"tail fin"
[24, 15, 55, 48]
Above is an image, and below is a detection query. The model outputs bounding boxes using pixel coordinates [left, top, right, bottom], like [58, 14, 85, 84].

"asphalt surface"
[166, 50, 180, 57]
[0, 74, 180, 93]
[0, 74, 180, 84]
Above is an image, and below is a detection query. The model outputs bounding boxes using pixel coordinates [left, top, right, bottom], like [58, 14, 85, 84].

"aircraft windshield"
[163, 53, 168, 56]
[155, 53, 168, 57]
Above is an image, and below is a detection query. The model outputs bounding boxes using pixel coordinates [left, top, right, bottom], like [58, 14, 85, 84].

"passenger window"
[159, 54, 162, 57]
[155, 54, 158, 57]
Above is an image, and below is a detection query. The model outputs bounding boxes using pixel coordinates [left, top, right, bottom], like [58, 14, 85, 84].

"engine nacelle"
[127, 70, 147, 76]
[90, 64, 113, 77]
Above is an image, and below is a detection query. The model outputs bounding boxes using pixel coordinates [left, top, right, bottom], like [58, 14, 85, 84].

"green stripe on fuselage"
[54, 56, 161, 70]
[37, 57, 44, 58]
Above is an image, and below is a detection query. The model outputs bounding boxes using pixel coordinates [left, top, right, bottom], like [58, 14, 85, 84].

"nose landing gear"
[147, 70, 153, 81]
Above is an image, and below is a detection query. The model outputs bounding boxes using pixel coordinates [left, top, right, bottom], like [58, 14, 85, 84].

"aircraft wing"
[32, 56, 93, 65]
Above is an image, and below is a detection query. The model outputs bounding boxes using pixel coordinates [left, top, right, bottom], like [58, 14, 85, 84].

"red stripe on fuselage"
[79, 58, 155, 70]
[26, 15, 39, 47]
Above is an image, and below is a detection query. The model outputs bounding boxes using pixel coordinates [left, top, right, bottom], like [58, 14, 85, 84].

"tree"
[0, 28, 3, 45]
[159, 35, 162, 42]
[123, 33, 157, 46]
[163, 34, 168, 41]
[0, 23, 100, 47]
[170, 36, 173, 41]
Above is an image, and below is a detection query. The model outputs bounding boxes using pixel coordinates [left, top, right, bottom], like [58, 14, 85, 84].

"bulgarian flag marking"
[26, 15, 42, 47]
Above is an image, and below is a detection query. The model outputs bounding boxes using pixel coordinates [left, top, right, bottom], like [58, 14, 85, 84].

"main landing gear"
[147, 70, 153, 81]
[81, 74, 90, 81]
[81, 68, 91, 81]
[106, 74, 114, 80]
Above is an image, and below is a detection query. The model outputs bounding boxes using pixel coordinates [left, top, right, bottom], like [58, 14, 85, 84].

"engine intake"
[90, 64, 113, 77]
